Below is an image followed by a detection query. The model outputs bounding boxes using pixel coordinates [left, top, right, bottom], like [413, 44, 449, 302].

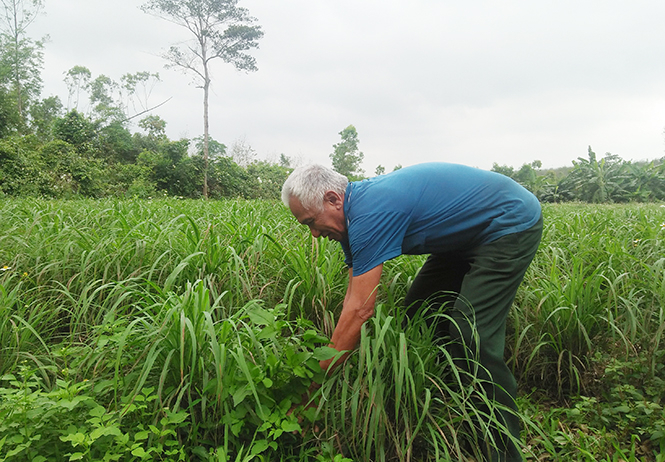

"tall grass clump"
[511, 204, 665, 399]
[92, 278, 335, 460]
[314, 303, 531, 462]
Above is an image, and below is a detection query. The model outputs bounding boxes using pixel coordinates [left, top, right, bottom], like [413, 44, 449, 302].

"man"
[281, 162, 542, 461]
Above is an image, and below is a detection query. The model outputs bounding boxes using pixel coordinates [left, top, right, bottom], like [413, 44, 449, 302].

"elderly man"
[281, 162, 542, 461]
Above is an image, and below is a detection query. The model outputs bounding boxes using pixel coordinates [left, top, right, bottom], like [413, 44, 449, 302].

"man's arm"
[320, 264, 383, 373]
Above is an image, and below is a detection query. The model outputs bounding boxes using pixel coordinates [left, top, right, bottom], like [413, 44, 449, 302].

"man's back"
[342, 162, 541, 275]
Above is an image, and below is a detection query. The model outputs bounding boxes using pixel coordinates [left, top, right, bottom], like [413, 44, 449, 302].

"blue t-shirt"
[340, 163, 542, 275]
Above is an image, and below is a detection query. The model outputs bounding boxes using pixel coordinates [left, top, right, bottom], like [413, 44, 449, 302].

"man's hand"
[287, 381, 322, 436]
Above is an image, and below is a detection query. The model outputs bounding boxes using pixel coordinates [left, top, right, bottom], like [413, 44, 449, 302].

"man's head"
[281, 164, 349, 241]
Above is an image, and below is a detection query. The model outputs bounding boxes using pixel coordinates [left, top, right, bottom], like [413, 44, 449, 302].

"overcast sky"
[31, 0, 665, 173]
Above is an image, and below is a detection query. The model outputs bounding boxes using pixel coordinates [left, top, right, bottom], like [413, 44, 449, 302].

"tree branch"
[121, 96, 173, 123]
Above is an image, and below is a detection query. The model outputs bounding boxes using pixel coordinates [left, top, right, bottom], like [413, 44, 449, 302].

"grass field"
[0, 198, 664, 461]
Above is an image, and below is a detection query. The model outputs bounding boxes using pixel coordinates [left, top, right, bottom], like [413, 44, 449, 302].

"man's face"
[289, 192, 346, 241]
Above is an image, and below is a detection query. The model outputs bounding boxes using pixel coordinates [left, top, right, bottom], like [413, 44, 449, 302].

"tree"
[141, 0, 263, 198]
[374, 164, 385, 176]
[0, 86, 20, 136]
[229, 135, 255, 167]
[491, 163, 515, 178]
[88, 74, 122, 122]
[98, 121, 139, 163]
[626, 160, 665, 202]
[245, 160, 289, 199]
[64, 66, 166, 127]
[330, 124, 364, 180]
[566, 146, 629, 203]
[138, 114, 168, 140]
[278, 153, 291, 168]
[207, 154, 248, 198]
[39, 138, 105, 197]
[137, 138, 198, 197]
[0, 133, 46, 194]
[194, 134, 226, 159]
[0, 0, 45, 133]
[29, 94, 61, 140]
[64, 65, 91, 111]
[52, 109, 96, 153]
[120, 71, 161, 116]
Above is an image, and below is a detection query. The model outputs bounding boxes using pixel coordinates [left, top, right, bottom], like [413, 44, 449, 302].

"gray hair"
[281, 164, 348, 211]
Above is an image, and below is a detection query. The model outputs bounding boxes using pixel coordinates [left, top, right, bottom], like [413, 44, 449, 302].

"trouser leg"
[403, 216, 543, 461]
[403, 252, 467, 332]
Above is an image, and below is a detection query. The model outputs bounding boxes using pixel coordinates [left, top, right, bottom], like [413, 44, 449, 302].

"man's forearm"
[319, 264, 383, 373]
[320, 301, 374, 372]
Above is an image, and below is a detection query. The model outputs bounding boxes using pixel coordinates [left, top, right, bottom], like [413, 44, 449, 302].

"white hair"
[281, 164, 348, 212]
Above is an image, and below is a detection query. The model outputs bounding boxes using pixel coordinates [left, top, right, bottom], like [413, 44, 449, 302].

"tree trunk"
[10, 0, 23, 129]
[202, 63, 210, 199]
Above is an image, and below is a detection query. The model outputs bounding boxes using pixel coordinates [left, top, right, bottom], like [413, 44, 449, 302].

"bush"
[0, 368, 187, 461]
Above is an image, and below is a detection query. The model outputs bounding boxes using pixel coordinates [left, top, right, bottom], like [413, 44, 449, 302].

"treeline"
[0, 107, 290, 199]
[4, 108, 665, 203]
[492, 147, 665, 203]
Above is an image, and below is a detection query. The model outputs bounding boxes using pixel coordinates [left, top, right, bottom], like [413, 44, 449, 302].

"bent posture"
[282, 163, 542, 461]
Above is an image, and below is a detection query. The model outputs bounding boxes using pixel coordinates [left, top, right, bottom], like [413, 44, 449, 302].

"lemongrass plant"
[1, 198, 665, 460]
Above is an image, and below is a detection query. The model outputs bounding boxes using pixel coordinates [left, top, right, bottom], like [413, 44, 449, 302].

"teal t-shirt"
[340, 163, 542, 275]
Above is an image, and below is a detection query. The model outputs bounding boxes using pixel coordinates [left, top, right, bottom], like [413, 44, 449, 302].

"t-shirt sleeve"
[348, 211, 410, 275]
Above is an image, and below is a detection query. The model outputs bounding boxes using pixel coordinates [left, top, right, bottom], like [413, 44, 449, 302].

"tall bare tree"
[141, 0, 263, 198]
[0, 0, 44, 132]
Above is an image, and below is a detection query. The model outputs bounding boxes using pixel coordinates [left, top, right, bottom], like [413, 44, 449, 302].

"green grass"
[0, 198, 664, 461]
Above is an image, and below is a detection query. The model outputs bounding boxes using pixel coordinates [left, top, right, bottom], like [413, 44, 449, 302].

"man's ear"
[324, 190, 343, 209]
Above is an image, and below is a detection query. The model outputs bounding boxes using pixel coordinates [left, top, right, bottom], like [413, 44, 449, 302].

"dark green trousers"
[404, 215, 543, 462]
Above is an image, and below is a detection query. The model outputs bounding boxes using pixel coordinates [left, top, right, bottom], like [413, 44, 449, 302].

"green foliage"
[0, 99, 289, 199]
[193, 135, 226, 159]
[107, 280, 330, 458]
[207, 155, 250, 198]
[141, 0, 264, 74]
[0, 368, 187, 461]
[319, 304, 520, 462]
[29, 95, 63, 141]
[40, 139, 105, 197]
[0, 0, 45, 133]
[493, 160, 550, 197]
[88, 74, 123, 122]
[98, 121, 139, 163]
[0, 134, 47, 195]
[330, 124, 365, 180]
[137, 139, 200, 197]
[7, 91, 665, 202]
[0, 88, 20, 137]
[492, 149, 665, 204]
[53, 110, 97, 152]
[565, 147, 630, 203]
[245, 161, 290, 200]
[521, 353, 665, 461]
[138, 115, 167, 139]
